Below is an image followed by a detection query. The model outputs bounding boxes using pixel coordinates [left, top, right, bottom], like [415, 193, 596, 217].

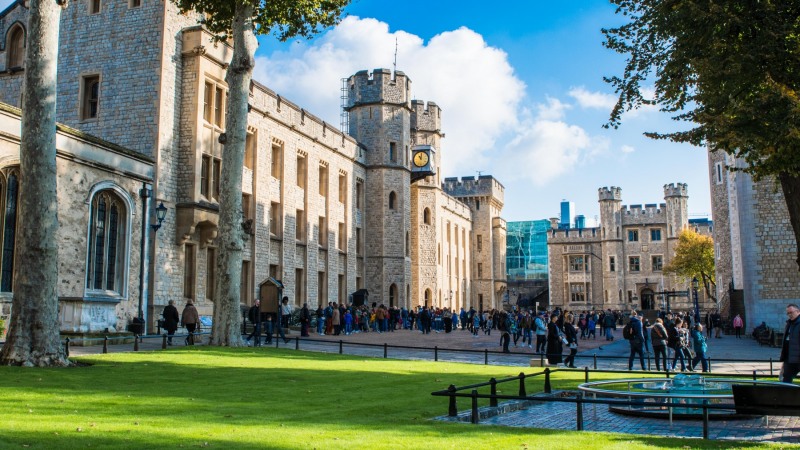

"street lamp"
[152, 202, 168, 231]
[692, 277, 700, 324]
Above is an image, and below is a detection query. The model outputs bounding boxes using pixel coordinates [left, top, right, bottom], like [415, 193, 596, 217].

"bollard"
[484, 349, 488, 365]
[448, 385, 458, 417]
[383, 343, 388, 359]
[593, 353, 597, 370]
[134, 335, 139, 351]
[753, 370, 757, 381]
[702, 399, 709, 439]
[103, 336, 109, 354]
[295, 336, 299, 350]
[162, 334, 167, 350]
[584, 367, 589, 383]
[540, 352, 545, 367]
[489, 378, 498, 407]
[518, 372, 526, 397]
[544, 368, 552, 394]
[435, 346, 439, 362]
[576, 392, 584, 431]
[276, 336, 279, 348]
[770, 358, 773, 376]
[339, 340, 343, 354]
[708, 357, 712, 372]
[471, 389, 479, 424]
[64, 337, 70, 358]
[647, 353, 652, 372]
[665, 368, 670, 379]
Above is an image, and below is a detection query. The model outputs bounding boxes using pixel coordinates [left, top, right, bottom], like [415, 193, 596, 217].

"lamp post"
[137, 184, 167, 335]
[692, 277, 700, 324]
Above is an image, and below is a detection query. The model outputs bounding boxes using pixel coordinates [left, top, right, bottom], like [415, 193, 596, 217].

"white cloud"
[253, 16, 525, 175]
[568, 86, 617, 110]
[496, 105, 609, 186]
[621, 145, 635, 154]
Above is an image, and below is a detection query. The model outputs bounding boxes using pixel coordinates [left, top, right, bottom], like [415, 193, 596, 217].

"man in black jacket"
[780, 304, 800, 383]
[627, 311, 646, 371]
[245, 300, 261, 346]
[161, 300, 180, 345]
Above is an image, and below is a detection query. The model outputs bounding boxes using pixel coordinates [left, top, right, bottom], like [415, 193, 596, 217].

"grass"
[0, 347, 791, 449]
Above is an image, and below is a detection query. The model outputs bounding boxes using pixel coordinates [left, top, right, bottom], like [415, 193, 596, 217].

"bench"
[732, 384, 800, 425]
[755, 328, 773, 346]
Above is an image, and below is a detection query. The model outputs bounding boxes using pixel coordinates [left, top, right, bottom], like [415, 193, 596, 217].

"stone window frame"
[83, 181, 134, 300]
[202, 78, 226, 128]
[205, 247, 216, 300]
[569, 283, 586, 303]
[627, 229, 639, 242]
[629, 255, 641, 272]
[5, 23, 26, 70]
[388, 191, 396, 210]
[715, 162, 723, 185]
[650, 228, 662, 242]
[568, 255, 586, 272]
[183, 243, 196, 300]
[128, 0, 142, 8]
[609, 255, 616, 272]
[651, 255, 663, 272]
[79, 72, 102, 121]
[423, 207, 431, 225]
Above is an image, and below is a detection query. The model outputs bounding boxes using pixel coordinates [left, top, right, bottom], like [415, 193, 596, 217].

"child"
[587, 317, 596, 339]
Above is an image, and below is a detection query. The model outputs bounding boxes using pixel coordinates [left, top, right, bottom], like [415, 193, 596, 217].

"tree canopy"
[664, 229, 716, 302]
[603, 0, 800, 269]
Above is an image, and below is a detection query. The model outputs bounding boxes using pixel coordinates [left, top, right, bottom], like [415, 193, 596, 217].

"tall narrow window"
[296, 155, 306, 188]
[270, 202, 281, 236]
[242, 194, 252, 220]
[206, 247, 216, 299]
[203, 82, 213, 123]
[389, 284, 397, 307]
[0, 173, 18, 292]
[355, 181, 363, 210]
[609, 256, 616, 272]
[477, 263, 483, 278]
[271, 144, 282, 179]
[356, 227, 363, 255]
[200, 155, 210, 197]
[184, 244, 196, 299]
[241, 260, 251, 303]
[89, 0, 101, 14]
[318, 271, 327, 303]
[338, 174, 347, 204]
[6, 25, 25, 69]
[476, 235, 482, 252]
[129, 0, 141, 7]
[388, 191, 396, 210]
[318, 165, 328, 197]
[423, 208, 431, 225]
[212, 158, 221, 200]
[296, 269, 305, 304]
[86, 189, 127, 294]
[81, 75, 100, 120]
[318, 216, 327, 247]
[296, 209, 305, 241]
[244, 133, 254, 170]
[214, 86, 223, 127]
[389, 142, 396, 163]
[338, 222, 345, 250]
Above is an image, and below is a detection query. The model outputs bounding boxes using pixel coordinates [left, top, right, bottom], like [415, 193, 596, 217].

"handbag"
[569, 342, 577, 349]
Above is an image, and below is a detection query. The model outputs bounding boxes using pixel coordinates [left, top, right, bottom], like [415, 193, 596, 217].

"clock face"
[413, 151, 429, 167]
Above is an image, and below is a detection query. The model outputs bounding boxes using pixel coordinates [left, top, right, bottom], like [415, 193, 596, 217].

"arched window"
[0, 170, 19, 292]
[87, 189, 128, 294]
[405, 231, 410, 257]
[424, 288, 431, 307]
[389, 283, 397, 307]
[388, 191, 396, 210]
[6, 25, 25, 69]
[423, 207, 431, 225]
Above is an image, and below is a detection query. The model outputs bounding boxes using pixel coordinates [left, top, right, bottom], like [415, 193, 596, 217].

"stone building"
[0, 0, 506, 333]
[547, 184, 713, 313]
[708, 150, 800, 329]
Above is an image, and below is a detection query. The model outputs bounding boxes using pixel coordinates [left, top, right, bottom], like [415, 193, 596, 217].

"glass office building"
[506, 220, 551, 281]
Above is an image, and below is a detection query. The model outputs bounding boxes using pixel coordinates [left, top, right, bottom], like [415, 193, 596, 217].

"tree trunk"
[0, 0, 67, 366]
[209, 2, 257, 346]
[779, 172, 800, 272]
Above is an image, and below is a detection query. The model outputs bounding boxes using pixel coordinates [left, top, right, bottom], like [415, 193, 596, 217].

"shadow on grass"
[0, 348, 787, 449]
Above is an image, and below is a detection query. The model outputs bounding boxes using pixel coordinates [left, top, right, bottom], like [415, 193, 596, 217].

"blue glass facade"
[506, 220, 551, 281]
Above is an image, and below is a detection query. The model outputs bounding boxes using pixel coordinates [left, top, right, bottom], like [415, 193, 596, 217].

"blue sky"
[1, 0, 712, 223]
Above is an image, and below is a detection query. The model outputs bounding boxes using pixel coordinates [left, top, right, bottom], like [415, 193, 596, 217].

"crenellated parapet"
[345, 69, 411, 109]
[411, 100, 441, 133]
[664, 182, 688, 198]
[548, 227, 600, 243]
[598, 186, 622, 202]
[442, 175, 504, 200]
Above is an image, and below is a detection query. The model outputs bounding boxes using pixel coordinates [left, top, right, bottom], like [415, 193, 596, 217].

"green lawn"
[0, 348, 789, 449]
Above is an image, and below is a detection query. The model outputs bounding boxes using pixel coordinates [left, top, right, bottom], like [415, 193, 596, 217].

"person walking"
[563, 313, 578, 368]
[546, 313, 563, 366]
[711, 311, 723, 338]
[603, 309, 616, 341]
[780, 303, 800, 383]
[626, 311, 646, 371]
[245, 300, 262, 346]
[299, 303, 311, 337]
[181, 300, 199, 345]
[732, 314, 744, 339]
[331, 302, 342, 336]
[275, 297, 290, 343]
[669, 318, 689, 371]
[534, 312, 548, 353]
[651, 318, 669, 371]
[316, 305, 325, 335]
[690, 324, 709, 372]
[161, 300, 180, 346]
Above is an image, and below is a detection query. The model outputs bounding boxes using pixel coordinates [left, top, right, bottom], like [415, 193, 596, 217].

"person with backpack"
[651, 318, 669, 371]
[625, 311, 646, 371]
[603, 309, 616, 341]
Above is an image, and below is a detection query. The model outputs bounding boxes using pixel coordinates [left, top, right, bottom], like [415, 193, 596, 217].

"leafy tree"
[664, 229, 716, 302]
[0, 0, 68, 366]
[172, 0, 350, 346]
[603, 0, 800, 270]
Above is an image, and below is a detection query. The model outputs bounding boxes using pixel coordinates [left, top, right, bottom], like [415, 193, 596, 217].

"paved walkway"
[68, 327, 781, 376]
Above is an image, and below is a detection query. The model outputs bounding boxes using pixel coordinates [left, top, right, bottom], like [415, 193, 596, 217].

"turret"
[598, 186, 622, 239]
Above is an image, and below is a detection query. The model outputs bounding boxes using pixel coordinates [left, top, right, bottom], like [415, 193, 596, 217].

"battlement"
[548, 227, 600, 243]
[410, 100, 442, 132]
[620, 203, 666, 215]
[598, 186, 622, 202]
[664, 182, 688, 198]
[346, 68, 411, 109]
[442, 175, 505, 201]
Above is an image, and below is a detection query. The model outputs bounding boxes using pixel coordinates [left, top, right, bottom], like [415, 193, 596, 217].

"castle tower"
[598, 186, 623, 306]
[598, 187, 622, 240]
[346, 69, 412, 307]
[663, 183, 689, 240]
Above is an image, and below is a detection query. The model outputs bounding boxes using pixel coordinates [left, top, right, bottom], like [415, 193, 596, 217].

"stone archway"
[640, 288, 655, 310]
